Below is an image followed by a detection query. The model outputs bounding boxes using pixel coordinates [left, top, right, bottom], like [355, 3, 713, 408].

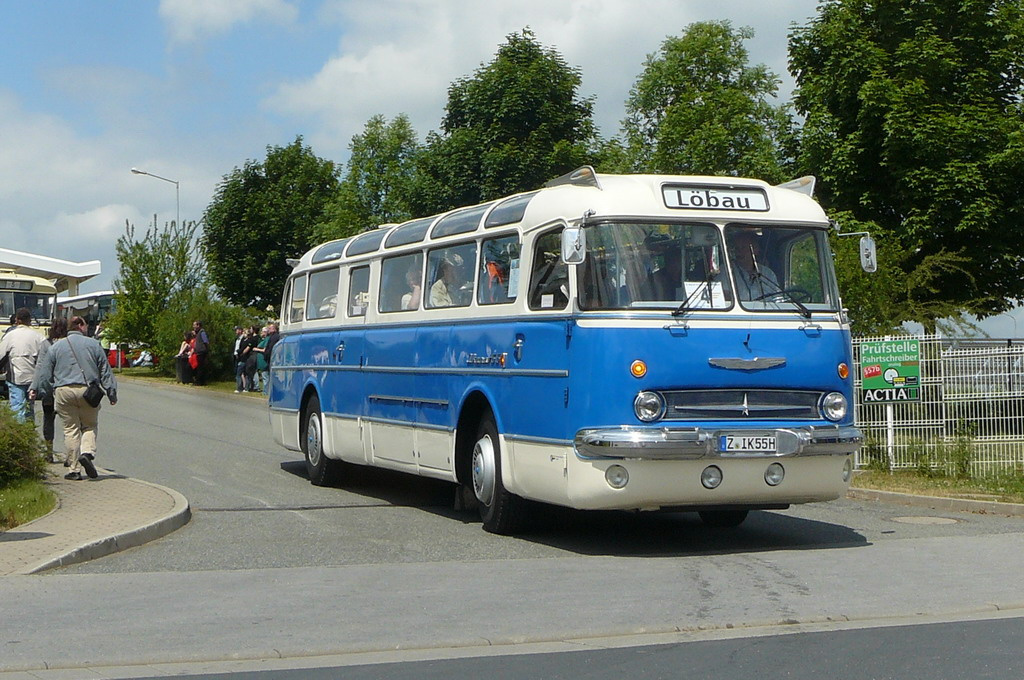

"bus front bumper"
[574, 424, 862, 460]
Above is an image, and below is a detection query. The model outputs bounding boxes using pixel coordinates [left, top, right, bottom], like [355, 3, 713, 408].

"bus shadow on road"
[279, 460, 868, 556]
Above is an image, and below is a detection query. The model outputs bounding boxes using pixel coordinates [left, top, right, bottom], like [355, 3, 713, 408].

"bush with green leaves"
[151, 287, 260, 379]
[0, 406, 46, 485]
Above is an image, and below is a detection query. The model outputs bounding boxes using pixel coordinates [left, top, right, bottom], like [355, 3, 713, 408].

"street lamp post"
[130, 167, 180, 227]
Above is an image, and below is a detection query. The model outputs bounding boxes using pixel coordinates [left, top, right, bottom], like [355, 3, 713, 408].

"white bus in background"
[55, 290, 116, 336]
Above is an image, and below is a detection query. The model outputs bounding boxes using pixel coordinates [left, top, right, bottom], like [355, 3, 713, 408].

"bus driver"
[728, 228, 779, 301]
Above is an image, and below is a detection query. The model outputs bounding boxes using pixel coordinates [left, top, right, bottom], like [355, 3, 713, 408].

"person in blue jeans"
[0, 307, 45, 423]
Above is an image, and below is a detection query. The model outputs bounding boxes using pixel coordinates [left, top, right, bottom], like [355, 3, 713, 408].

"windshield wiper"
[753, 274, 812, 319]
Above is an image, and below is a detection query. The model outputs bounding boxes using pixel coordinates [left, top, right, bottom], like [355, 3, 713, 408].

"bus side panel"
[325, 327, 366, 464]
[364, 325, 419, 468]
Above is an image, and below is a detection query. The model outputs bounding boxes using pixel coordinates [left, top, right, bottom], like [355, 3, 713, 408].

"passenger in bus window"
[729, 229, 779, 301]
[401, 266, 421, 310]
[429, 254, 463, 308]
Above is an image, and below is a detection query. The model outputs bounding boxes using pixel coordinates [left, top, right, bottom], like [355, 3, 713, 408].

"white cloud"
[266, 0, 814, 155]
[159, 0, 298, 43]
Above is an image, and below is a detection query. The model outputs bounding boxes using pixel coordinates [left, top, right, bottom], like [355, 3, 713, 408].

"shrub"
[0, 405, 46, 485]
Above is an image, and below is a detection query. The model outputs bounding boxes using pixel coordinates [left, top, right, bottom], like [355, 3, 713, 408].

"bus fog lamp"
[634, 391, 665, 422]
[843, 456, 854, 482]
[701, 465, 723, 489]
[605, 465, 629, 489]
[764, 463, 785, 486]
[821, 392, 847, 421]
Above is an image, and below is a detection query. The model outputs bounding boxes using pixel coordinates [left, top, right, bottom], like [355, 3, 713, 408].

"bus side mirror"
[561, 227, 586, 265]
[860, 235, 877, 273]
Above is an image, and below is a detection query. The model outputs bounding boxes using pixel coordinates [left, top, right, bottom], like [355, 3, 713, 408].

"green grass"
[853, 470, 1024, 504]
[0, 478, 57, 530]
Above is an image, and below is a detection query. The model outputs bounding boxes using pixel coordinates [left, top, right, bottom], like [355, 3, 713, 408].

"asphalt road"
[128, 615, 1024, 680]
[2, 378, 1022, 675]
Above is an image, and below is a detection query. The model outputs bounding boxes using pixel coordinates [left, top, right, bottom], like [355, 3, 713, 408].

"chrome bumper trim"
[574, 425, 862, 460]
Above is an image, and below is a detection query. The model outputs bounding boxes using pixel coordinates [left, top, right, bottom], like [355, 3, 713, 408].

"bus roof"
[294, 169, 829, 271]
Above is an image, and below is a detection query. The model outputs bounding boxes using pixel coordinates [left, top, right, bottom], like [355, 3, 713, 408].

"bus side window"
[380, 252, 424, 312]
[306, 267, 340, 320]
[529, 229, 568, 310]
[426, 243, 477, 309]
[289, 275, 307, 323]
[478, 234, 521, 305]
[348, 266, 370, 317]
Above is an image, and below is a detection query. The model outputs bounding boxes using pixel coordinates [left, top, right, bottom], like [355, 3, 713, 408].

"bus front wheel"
[303, 394, 341, 486]
[472, 414, 526, 535]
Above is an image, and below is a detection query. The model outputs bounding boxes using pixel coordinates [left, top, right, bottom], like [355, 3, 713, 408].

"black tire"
[698, 510, 749, 528]
[302, 395, 342, 486]
[472, 412, 527, 535]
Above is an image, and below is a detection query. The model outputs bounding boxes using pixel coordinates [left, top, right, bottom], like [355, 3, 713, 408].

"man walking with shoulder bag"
[30, 316, 117, 480]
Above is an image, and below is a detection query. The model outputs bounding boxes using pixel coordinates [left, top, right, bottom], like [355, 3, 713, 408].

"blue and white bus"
[269, 168, 866, 533]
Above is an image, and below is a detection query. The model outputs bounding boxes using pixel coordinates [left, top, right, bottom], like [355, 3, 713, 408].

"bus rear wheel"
[303, 394, 342, 486]
[698, 510, 749, 528]
[472, 413, 526, 535]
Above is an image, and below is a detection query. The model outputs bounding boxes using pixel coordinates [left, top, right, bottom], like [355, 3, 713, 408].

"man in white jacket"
[0, 307, 45, 423]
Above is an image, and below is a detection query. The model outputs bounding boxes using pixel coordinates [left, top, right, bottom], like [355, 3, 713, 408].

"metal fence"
[852, 334, 1024, 476]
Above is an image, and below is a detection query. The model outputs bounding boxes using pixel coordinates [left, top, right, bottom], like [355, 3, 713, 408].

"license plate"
[719, 435, 777, 453]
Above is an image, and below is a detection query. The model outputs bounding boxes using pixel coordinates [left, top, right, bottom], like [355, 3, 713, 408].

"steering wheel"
[754, 287, 813, 303]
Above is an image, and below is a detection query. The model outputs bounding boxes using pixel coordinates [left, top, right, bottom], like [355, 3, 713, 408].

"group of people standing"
[1, 308, 117, 480]
[233, 323, 279, 394]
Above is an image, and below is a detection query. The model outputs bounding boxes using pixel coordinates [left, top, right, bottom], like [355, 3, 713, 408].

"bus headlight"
[634, 391, 665, 422]
[821, 392, 847, 421]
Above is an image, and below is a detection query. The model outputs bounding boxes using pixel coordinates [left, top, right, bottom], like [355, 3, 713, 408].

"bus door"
[501, 227, 573, 500]
[364, 253, 424, 469]
[324, 265, 369, 464]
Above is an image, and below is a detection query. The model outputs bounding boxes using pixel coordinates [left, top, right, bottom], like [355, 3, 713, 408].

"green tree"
[203, 136, 340, 307]
[790, 0, 1024, 330]
[410, 29, 597, 214]
[315, 114, 419, 242]
[152, 286, 255, 378]
[106, 216, 204, 347]
[621, 21, 796, 181]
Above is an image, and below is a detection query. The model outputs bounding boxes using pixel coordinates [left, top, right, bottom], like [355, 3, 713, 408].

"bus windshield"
[578, 221, 838, 314]
[0, 292, 53, 325]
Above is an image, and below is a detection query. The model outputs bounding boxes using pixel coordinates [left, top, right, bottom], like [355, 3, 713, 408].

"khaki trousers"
[54, 385, 100, 473]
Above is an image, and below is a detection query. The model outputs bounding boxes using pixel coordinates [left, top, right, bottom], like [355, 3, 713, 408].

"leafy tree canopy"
[106, 216, 204, 347]
[203, 136, 340, 308]
[620, 21, 796, 182]
[315, 114, 419, 242]
[790, 0, 1024, 328]
[410, 28, 597, 215]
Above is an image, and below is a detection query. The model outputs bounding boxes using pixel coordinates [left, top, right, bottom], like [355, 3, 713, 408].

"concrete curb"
[27, 480, 191, 574]
[848, 487, 1024, 517]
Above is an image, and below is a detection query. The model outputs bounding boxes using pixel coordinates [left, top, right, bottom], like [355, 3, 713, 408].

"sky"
[0, 0, 1018, 337]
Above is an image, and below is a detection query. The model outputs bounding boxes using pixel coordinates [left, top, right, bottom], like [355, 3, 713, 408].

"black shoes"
[64, 471, 82, 480]
[78, 454, 98, 479]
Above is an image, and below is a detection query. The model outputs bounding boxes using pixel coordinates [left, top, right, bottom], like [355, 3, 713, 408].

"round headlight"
[701, 465, 723, 489]
[765, 462, 785, 486]
[634, 391, 665, 422]
[821, 391, 847, 421]
[605, 464, 629, 489]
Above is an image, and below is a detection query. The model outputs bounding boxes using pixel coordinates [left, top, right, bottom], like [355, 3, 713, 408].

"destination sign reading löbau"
[662, 184, 769, 212]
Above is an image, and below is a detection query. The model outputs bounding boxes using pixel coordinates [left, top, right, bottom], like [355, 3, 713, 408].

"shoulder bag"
[66, 337, 105, 408]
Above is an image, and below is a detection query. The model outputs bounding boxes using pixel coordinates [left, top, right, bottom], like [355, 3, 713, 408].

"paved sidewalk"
[0, 462, 190, 576]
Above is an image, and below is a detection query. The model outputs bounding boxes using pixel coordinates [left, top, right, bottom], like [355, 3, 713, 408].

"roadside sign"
[860, 339, 921, 402]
